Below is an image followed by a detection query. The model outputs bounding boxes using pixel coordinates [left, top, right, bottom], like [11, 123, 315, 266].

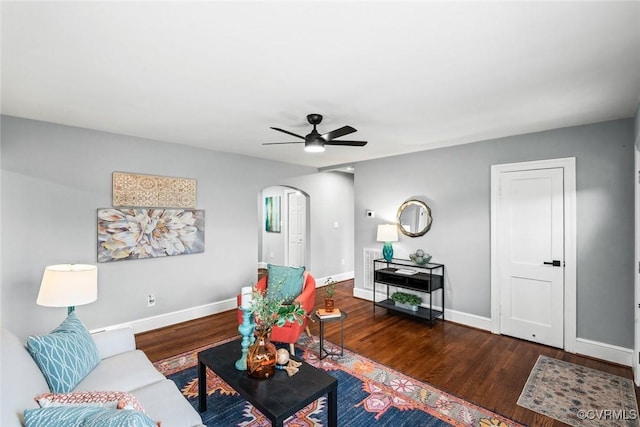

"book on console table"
[316, 308, 341, 319]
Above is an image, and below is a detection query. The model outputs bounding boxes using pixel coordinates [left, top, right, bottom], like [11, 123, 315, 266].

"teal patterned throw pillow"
[27, 312, 101, 393]
[266, 264, 305, 304]
[24, 406, 157, 427]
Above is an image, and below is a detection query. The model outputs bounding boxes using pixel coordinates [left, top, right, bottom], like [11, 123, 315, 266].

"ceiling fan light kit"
[264, 114, 368, 153]
[305, 138, 325, 153]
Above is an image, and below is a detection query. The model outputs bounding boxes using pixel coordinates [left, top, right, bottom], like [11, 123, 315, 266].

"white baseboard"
[574, 337, 633, 367]
[94, 272, 355, 335]
[316, 271, 354, 288]
[97, 284, 633, 368]
[352, 288, 492, 331]
[352, 287, 632, 366]
[445, 308, 492, 331]
[91, 298, 238, 335]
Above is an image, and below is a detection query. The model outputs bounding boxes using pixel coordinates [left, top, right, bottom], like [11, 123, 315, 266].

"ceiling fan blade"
[322, 125, 356, 141]
[262, 141, 305, 145]
[270, 127, 305, 140]
[325, 140, 368, 147]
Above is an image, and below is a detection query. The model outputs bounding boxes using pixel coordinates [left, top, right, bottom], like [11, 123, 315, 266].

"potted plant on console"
[391, 291, 422, 311]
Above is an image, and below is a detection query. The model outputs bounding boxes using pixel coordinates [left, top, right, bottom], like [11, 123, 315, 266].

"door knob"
[543, 260, 562, 267]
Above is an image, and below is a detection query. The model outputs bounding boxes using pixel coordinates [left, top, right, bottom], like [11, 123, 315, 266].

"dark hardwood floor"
[136, 280, 639, 426]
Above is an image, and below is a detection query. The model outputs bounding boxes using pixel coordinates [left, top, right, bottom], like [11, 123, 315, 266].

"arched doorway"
[259, 186, 310, 268]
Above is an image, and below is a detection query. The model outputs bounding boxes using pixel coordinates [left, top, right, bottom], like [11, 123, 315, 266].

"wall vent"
[363, 248, 383, 291]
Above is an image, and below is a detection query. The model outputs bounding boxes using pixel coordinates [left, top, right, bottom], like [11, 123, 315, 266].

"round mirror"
[397, 199, 432, 237]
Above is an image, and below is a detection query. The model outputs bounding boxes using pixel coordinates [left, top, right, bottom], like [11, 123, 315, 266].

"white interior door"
[496, 167, 565, 348]
[287, 191, 305, 267]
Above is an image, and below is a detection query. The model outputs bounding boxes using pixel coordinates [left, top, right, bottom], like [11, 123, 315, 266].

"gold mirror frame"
[396, 199, 432, 237]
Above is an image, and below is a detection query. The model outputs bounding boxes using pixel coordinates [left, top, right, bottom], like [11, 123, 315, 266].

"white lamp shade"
[37, 264, 98, 308]
[377, 224, 399, 242]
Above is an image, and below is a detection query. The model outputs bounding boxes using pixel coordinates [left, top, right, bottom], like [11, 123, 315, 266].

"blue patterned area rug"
[154, 336, 523, 427]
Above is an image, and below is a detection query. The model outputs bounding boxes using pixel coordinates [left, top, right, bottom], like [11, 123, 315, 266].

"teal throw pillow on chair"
[267, 264, 305, 304]
[26, 312, 101, 393]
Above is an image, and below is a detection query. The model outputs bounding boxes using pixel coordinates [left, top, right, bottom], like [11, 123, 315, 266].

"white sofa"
[1, 327, 204, 427]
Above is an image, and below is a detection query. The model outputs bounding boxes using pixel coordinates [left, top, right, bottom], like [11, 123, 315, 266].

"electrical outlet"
[147, 294, 156, 307]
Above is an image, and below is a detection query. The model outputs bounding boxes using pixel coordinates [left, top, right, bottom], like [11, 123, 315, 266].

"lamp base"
[382, 242, 394, 262]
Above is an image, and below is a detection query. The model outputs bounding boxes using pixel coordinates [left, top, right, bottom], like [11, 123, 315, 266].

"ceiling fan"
[263, 114, 368, 152]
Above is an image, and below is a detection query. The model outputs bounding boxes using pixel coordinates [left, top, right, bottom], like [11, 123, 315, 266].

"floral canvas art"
[97, 208, 205, 262]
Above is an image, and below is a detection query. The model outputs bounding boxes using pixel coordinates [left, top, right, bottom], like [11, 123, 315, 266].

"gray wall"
[1, 115, 354, 338]
[258, 177, 355, 276]
[354, 119, 635, 349]
[279, 172, 355, 280]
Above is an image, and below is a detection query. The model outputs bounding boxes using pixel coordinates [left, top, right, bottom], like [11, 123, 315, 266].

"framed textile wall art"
[265, 196, 281, 233]
[112, 172, 196, 208]
[97, 208, 205, 262]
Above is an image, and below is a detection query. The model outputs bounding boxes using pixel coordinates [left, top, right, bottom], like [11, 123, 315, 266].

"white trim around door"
[635, 149, 640, 385]
[490, 157, 577, 353]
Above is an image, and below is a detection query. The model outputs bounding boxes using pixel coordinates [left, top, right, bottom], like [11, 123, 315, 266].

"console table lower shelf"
[374, 299, 443, 323]
[198, 338, 338, 427]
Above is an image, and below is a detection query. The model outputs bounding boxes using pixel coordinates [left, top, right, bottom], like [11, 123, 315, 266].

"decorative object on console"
[409, 249, 432, 265]
[391, 292, 422, 311]
[112, 172, 196, 208]
[37, 264, 98, 315]
[323, 277, 337, 312]
[97, 208, 204, 262]
[397, 199, 432, 237]
[264, 196, 281, 232]
[377, 224, 398, 262]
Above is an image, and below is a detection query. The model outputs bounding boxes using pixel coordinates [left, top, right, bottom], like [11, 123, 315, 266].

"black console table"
[373, 258, 445, 325]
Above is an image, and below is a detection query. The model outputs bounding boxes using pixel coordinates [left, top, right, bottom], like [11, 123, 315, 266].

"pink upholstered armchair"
[237, 271, 316, 353]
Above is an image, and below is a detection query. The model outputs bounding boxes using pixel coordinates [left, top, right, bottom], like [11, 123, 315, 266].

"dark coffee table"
[198, 338, 338, 427]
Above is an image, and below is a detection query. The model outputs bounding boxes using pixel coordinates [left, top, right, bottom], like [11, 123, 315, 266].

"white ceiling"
[2, 1, 640, 169]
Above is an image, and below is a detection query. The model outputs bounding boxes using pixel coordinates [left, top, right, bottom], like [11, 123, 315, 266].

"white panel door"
[498, 167, 564, 348]
[287, 192, 305, 267]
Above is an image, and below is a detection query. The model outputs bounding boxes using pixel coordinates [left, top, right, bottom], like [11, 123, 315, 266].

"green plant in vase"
[246, 281, 306, 379]
[323, 277, 337, 312]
